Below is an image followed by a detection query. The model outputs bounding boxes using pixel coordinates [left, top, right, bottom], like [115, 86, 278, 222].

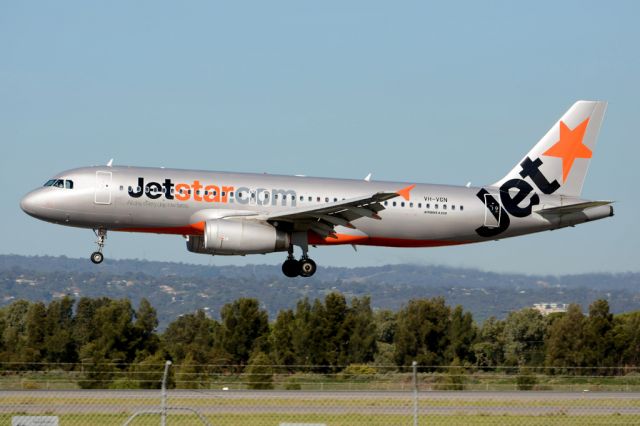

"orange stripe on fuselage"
[115, 221, 205, 235]
[308, 232, 469, 248]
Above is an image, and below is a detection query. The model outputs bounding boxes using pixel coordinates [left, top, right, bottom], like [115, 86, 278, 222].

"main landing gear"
[282, 254, 317, 278]
[281, 239, 317, 278]
[90, 228, 107, 264]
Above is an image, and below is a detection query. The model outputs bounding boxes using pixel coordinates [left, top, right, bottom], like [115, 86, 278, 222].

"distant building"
[533, 303, 568, 315]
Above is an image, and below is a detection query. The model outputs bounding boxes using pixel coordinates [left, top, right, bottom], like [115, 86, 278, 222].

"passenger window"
[222, 191, 226, 196]
[401, 202, 405, 207]
[418, 203, 422, 208]
[317, 196, 320, 202]
[410, 202, 413, 208]
[264, 192, 269, 199]
[384, 201, 388, 206]
[300, 196, 304, 201]
[308, 196, 312, 202]
[392, 201, 396, 207]
[65, 180, 74, 189]
[325, 197, 329, 202]
[452, 205, 456, 210]
[274, 194, 278, 200]
[333, 198, 337, 202]
[426, 203, 430, 209]
[230, 192, 234, 197]
[460, 205, 464, 211]
[443, 204, 447, 210]
[145, 187, 150, 193]
[435, 204, 438, 209]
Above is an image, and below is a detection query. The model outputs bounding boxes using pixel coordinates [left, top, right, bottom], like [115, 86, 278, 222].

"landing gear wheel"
[90, 251, 104, 264]
[282, 258, 300, 278]
[299, 258, 317, 277]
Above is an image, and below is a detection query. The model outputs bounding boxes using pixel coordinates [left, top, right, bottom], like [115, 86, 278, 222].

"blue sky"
[1, 1, 638, 274]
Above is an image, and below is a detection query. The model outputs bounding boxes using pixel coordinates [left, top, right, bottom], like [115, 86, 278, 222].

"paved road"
[2, 390, 640, 416]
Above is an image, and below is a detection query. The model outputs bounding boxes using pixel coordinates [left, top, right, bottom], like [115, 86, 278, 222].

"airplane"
[20, 101, 613, 278]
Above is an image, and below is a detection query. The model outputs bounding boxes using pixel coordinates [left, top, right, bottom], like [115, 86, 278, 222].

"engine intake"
[186, 219, 289, 255]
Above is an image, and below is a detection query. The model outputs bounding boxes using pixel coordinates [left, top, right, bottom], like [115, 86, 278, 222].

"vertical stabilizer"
[493, 101, 607, 197]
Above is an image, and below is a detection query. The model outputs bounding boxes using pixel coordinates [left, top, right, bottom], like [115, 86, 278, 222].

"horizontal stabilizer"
[537, 200, 612, 215]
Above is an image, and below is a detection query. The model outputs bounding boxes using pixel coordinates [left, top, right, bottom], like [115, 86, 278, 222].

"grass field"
[2, 413, 640, 426]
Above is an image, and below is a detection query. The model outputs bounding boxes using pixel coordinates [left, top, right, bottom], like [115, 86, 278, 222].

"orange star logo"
[543, 118, 592, 182]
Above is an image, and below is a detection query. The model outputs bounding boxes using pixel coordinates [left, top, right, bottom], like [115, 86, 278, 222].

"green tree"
[162, 310, 218, 364]
[270, 309, 297, 367]
[394, 298, 451, 367]
[544, 304, 586, 370]
[245, 351, 274, 390]
[583, 299, 615, 369]
[374, 309, 397, 344]
[323, 293, 349, 366]
[503, 308, 546, 366]
[73, 297, 111, 348]
[23, 302, 47, 364]
[612, 311, 640, 366]
[44, 296, 76, 363]
[446, 305, 477, 364]
[219, 298, 269, 365]
[1, 300, 31, 364]
[472, 316, 505, 368]
[343, 296, 377, 365]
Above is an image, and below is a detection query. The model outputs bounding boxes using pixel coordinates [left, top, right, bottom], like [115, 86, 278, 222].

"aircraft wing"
[265, 185, 415, 238]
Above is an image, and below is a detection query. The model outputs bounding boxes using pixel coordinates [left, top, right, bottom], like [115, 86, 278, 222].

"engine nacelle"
[186, 219, 290, 255]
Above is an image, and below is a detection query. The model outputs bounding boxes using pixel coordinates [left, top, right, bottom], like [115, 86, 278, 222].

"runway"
[2, 389, 640, 416]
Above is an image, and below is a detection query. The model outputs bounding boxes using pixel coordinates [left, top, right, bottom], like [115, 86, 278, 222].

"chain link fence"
[2, 362, 640, 425]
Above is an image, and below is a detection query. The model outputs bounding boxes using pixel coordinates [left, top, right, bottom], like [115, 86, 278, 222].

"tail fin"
[493, 101, 607, 197]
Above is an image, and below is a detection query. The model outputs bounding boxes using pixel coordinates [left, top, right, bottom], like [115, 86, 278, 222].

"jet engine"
[186, 219, 290, 255]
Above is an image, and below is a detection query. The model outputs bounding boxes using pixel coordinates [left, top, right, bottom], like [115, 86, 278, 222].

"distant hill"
[1, 254, 638, 329]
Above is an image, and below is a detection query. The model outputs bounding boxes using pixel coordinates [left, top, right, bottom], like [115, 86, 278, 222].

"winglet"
[396, 184, 416, 201]
[106, 159, 114, 167]
[364, 173, 372, 182]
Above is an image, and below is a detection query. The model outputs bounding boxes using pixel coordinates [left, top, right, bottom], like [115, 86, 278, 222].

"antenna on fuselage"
[465, 181, 471, 188]
[106, 159, 114, 167]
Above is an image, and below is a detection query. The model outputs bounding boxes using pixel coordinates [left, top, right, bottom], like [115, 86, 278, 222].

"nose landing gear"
[90, 228, 107, 264]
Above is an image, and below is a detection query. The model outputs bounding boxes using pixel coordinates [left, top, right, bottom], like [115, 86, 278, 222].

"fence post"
[412, 361, 418, 426]
[161, 360, 172, 426]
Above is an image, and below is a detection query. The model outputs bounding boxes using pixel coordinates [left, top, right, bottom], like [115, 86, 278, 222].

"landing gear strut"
[281, 232, 317, 278]
[90, 228, 107, 264]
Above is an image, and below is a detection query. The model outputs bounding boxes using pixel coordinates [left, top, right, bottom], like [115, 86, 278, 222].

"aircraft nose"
[20, 190, 48, 217]
[20, 192, 36, 214]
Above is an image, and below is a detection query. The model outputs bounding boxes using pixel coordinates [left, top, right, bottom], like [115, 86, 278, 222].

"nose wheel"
[90, 229, 107, 264]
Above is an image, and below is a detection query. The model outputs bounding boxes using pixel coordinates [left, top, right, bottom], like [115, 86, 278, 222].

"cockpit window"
[43, 179, 73, 189]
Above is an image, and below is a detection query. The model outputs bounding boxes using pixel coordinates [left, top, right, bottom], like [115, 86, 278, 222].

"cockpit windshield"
[43, 179, 73, 189]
